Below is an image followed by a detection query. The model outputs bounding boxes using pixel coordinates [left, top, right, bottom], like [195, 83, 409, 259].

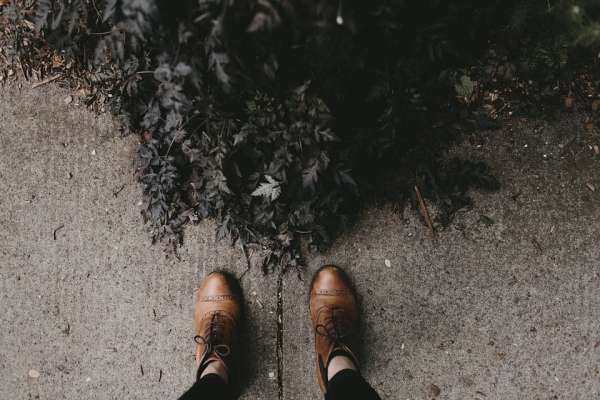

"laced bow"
[194, 312, 231, 358]
[315, 306, 352, 344]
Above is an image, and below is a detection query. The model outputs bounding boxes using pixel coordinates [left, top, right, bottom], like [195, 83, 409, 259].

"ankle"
[327, 355, 357, 381]
[200, 359, 229, 384]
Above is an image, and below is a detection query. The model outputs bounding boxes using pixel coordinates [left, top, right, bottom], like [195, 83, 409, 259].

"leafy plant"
[3, 0, 599, 271]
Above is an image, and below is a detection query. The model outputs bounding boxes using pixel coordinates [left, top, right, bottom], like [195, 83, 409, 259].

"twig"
[239, 244, 252, 281]
[140, 364, 144, 376]
[112, 184, 125, 198]
[158, 369, 163, 382]
[532, 238, 543, 254]
[85, 30, 113, 36]
[414, 185, 436, 239]
[53, 224, 65, 240]
[91, 0, 102, 21]
[164, 136, 176, 157]
[32, 74, 61, 89]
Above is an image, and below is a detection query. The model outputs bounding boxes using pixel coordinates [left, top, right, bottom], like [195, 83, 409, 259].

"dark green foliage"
[4, 0, 600, 271]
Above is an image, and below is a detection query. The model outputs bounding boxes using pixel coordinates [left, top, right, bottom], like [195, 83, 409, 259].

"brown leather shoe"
[193, 271, 242, 382]
[309, 265, 360, 393]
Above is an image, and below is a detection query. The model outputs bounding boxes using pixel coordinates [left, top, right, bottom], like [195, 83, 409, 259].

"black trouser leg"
[325, 369, 382, 400]
[178, 373, 231, 400]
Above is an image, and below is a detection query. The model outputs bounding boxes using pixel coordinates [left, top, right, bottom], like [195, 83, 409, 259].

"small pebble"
[268, 371, 275, 379]
[64, 95, 73, 105]
[384, 259, 391, 268]
[91, 149, 96, 156]
[28, 369, 40, 379]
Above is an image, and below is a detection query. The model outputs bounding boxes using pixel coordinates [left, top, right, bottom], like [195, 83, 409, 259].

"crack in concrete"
[276, 272, 284, 400]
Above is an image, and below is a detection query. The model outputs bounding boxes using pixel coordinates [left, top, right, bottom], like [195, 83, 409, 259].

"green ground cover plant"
[2, 0, 599, 271]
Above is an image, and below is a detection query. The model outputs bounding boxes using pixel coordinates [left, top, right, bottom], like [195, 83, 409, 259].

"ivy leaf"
[302, 163, 319, 190]
[174, 62, 192, 77]
[455, 75, 474, 99]
[208, 52, 231, 90]
[251, 175, 281, 201]
[318, 128, 338, 142]
[337, 170, 357, 188]
[154, 64, 172, 82]
[214, 171, 232, 194]
[216, 215, 231, 241]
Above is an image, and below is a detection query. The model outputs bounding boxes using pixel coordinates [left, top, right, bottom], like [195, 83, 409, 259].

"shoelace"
[315, 306, 352, 344]
[194, 312, 231, 358]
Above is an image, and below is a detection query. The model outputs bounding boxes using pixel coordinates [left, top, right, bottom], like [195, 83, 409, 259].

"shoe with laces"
[309, 265, 360, 393]
[193, 271, 242, 382]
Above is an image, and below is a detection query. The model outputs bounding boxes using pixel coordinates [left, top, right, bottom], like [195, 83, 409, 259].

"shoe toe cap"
[311, 265, 350, 292]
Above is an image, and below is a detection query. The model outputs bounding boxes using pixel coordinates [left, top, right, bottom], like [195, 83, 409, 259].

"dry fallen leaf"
[564, 96, 574, 110]
[52, 54, 64, 68]
[23, 19, 35, 30]
[429, 383, 441, 398]
[592, 99, 600, 112]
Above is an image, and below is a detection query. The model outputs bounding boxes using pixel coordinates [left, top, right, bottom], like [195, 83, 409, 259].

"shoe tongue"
[195, 313, 234, 376]
[207, 311, 234, 345]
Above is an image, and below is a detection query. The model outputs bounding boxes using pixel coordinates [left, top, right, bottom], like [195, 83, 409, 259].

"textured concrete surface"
[1, 82, 600, 400]
[0, 83, 277, 400]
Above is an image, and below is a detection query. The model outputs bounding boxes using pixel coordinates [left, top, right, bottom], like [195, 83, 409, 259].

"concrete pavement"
[1, 82, 599, 399]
